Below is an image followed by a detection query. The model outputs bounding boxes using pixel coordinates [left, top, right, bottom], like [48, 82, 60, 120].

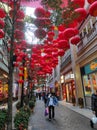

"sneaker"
[90, 120, 94, 128]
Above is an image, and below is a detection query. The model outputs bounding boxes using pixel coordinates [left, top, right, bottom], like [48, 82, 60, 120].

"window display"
[83, 75, 92, 96]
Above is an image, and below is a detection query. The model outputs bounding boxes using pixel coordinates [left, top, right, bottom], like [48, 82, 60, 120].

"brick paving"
[28, 100, 97, 130]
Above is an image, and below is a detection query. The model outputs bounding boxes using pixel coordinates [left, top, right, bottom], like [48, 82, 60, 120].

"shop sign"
[65, 74, 74, 80]
[84, 60, 97, 74]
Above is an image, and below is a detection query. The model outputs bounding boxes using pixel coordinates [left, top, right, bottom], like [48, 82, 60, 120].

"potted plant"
[29, 100, 35, 112]
[0, 109, 7, 130]
[16, 101, 21, 110]
[14, 110, 30, 130]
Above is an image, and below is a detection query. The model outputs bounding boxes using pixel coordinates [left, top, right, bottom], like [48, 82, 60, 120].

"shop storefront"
[81, 59, 97, 108]
[62, 72, 75, 103]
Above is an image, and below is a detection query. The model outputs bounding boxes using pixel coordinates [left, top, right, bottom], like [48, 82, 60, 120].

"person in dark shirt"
[90, 90, 97, 128]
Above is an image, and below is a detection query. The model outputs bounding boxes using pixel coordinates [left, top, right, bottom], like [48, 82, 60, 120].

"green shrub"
[20, 105, 31, 116]
[0, 109, 7, 130]
[29, 100, 35, 109]
[24, 97, 29, 105]
[16, 101, 21, 110]
[14, 110, 30, 129]
[30, 96, 36, 102]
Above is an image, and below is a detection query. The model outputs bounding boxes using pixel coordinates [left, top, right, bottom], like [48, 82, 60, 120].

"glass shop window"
[83, 75, 92, 96]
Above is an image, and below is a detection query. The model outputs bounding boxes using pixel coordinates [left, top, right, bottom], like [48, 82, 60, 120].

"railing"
[61, 49, 71, 64]
[77, 23, 97, 52]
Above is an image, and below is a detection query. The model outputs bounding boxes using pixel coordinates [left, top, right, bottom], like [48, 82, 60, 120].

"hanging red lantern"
[58, 24, 65, 32]
[34, 18, 45, 28]
[70, 35, 80, 45]
[18, 79, 24, 84]
[0, 8, 6, 18]
[15, 19, 24, 30]
[16, 56, 22, 62]
[74, 8, 87, 22]
[64, 28, 79, 40]
[87, 0, 96, 4]
[9, 9, 25, 19]
[0, 29, 4, 39]
[71, 0, 85, 9]
[19, 66, 24, 70]
[47, 31, 55, 37]
[0, 19, 5, 29]
[58, 49, 65, 57]
[14, 30, 24, 40]
[58, 40, 68, 49]
[34, 29, 46, 39]
[19, 73, 24, 77]
[34, 7, 46, 17]
[89, 1, 97, 17]
[45, 11, 51, 18]
[64, 20, 78, 28]
[16, 10, 25, 19]
[58, 32, 65, 40]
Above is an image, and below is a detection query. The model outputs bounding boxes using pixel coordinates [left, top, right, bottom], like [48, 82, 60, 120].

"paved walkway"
[28, 100, 95, 130]
[60, 100, 93, 119]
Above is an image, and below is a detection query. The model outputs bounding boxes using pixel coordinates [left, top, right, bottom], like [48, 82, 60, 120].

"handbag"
[92, 115, 97, 124]
[44, 107, 49, 116]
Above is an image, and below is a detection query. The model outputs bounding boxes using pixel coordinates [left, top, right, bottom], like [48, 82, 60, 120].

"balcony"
[77, 22, 97, 52]
[61, 50, 71, 69]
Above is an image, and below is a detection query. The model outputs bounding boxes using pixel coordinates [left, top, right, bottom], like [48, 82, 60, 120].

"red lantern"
[89, 1, 97, 17]
[58, 40, 68, 49]
[19, 67, 24, 70]
[19, 73, 24, 77]
[0, 29, 4, 39]
[15, 19, 24, 30]
[47, 31, 55, 37]
[0, 19, 5, 29]
[34, 18, 45, 28]
[34, 7, 46, 17]
[70, 35, 80, 45]
[0, 8, 6, 18]
[45, 11, 51, 18]
[74, 8, 87, 22]
[18, 80, 24, 84]
[58, 24, 65, 32]
[14, 30, 24, 40]
[58, 49, 65, 57]
[58, 32, 65, 40]
[64, 28, 79, 40]
[34, 29, 46, 39]
[16, 10, 25, 19]
[87, 0, 96, 4]
[71, 0, 85, 9]
[16, 56, 22, 62]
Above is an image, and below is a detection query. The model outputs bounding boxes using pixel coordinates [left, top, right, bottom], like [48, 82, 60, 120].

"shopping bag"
[44, 107, 49, 116]
[92, 115, 97, 124]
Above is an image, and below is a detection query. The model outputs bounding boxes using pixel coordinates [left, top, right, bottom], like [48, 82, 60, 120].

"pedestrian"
[90, 90, 97, 128]
[46, 92, 58, 121]
[43, 93, 48, 107]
